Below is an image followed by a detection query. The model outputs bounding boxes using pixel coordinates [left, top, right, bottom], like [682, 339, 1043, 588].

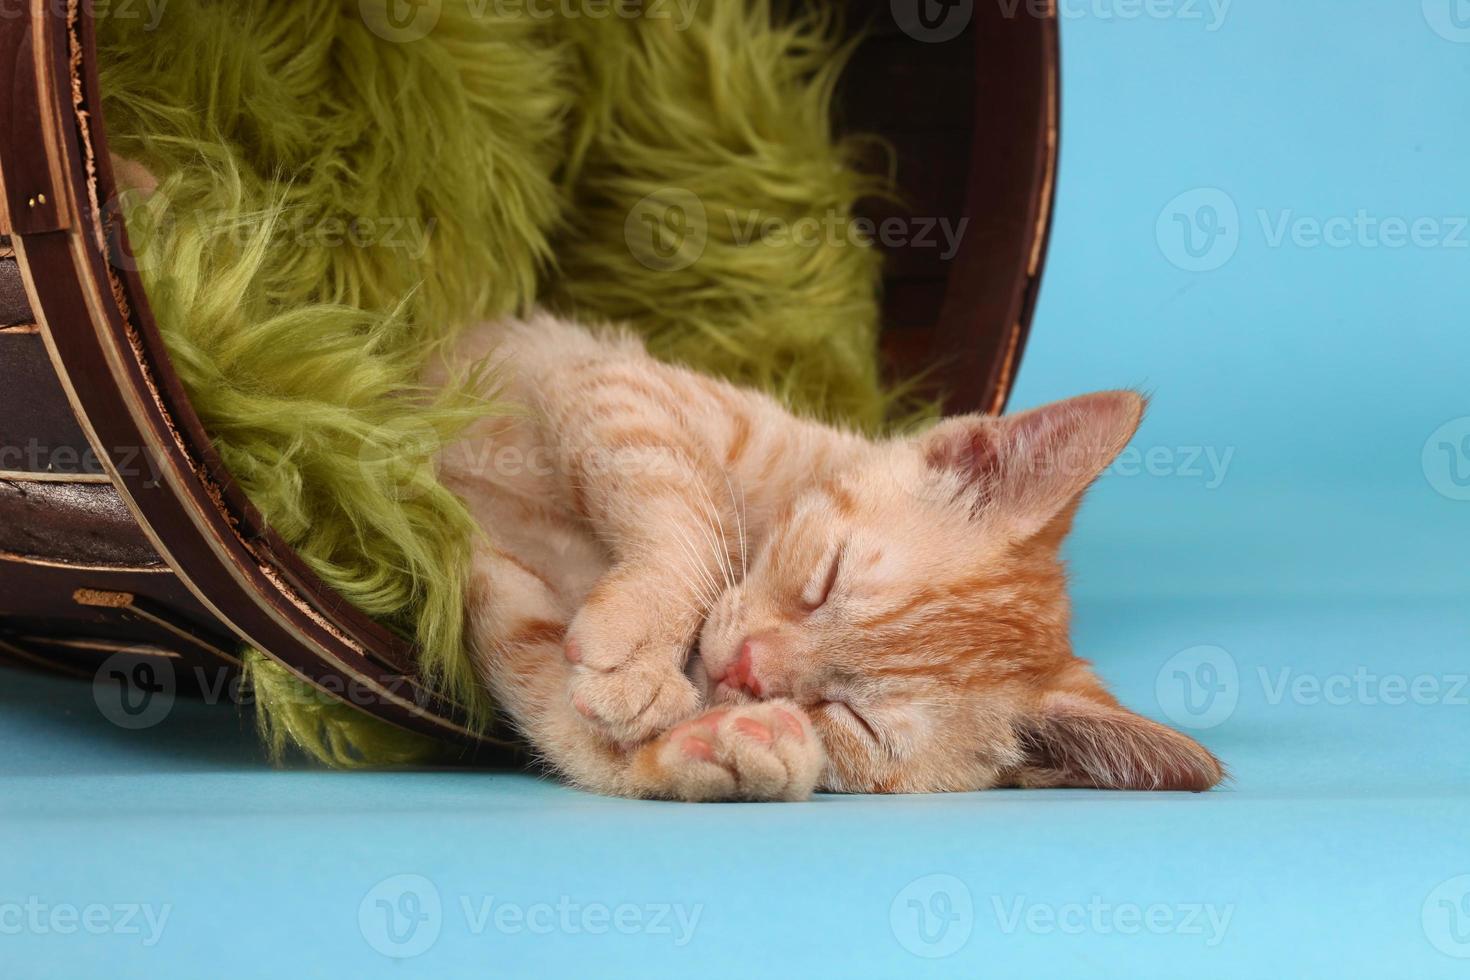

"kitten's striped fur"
[436, 314, 1223, 800]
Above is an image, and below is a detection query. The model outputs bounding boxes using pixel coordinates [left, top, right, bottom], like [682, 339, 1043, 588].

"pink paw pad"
[681, 736, 714, 761]
[772, 709, 805, 742]
[670, 709, 727, 742]
[572, 694, 597, 719]
[563, 640, 583, 664]
[733, 717, 774, 745]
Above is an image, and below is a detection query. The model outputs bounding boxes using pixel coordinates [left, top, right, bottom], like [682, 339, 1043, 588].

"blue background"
[4, 2, 1468, 976]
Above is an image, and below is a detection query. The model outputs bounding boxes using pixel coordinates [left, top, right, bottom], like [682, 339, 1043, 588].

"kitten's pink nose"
[723, 637, 765, 698]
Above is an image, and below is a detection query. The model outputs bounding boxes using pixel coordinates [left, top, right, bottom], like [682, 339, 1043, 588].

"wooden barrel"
[0, 0, 1058, 747]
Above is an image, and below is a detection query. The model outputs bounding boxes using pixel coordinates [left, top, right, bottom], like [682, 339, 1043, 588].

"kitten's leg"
[471, 547, 824, 801]
[464, 543, 661, 793]
[548, 375, 747, 743]
[561, 543, 719, 745]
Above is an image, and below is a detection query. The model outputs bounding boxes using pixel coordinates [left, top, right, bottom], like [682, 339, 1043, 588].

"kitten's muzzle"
[709, 632, 788, 701]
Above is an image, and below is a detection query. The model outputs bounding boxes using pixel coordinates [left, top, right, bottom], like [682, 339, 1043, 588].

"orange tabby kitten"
[437, 314, 1223, 801]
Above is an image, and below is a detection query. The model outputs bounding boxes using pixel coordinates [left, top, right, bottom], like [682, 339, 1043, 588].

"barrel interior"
[0, 1, 1056, 744]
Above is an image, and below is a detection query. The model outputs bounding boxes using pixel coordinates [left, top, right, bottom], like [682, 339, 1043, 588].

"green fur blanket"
[96, 0, 890, 765]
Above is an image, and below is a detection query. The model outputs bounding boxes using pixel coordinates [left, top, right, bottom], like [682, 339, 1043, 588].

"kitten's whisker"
[721, 471, 749, 579]
[680, 515, 725, 598]
[666, 521, 723, 609]
[737, 479, 749, 577]
[685, 480, 727, 589]
[708, 497, 738, 591]
[686, 481, 736, 592]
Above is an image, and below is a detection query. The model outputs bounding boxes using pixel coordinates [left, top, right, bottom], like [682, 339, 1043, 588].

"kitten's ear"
[918, 391, 1144, 536]
[1015, 691, 1223, 792]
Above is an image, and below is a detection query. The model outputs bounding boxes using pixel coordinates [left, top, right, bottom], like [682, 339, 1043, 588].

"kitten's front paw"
[564, 572, 703, 744]
[567, 654, 701, 746]
[646, 701, 826, 802]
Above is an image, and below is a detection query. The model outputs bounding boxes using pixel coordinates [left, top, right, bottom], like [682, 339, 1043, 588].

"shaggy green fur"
[96, 0, 892, 765]
[550, 1, 892, 429]
[245, 650, 447, 767]
[98, 0, 570, 737]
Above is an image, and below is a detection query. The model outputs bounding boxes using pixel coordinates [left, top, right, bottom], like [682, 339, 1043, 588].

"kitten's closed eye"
[818, 699, 882, 745]
[800, 543, 845, 612]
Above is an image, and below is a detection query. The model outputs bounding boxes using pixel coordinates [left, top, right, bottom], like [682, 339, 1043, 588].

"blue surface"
[5, 2, 1470, 976]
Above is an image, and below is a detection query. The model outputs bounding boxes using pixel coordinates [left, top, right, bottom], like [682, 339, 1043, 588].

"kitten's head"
[697, 391, 1223, 794]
